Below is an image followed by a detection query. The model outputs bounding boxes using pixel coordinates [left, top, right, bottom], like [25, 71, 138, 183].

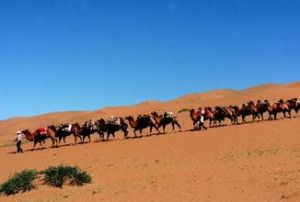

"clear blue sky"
[0, 0, 299, 120]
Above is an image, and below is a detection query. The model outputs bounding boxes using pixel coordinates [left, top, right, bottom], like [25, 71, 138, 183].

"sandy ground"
[0, 82, 300, 201]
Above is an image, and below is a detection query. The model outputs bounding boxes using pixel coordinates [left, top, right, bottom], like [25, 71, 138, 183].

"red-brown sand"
[0, 82, 300, 201]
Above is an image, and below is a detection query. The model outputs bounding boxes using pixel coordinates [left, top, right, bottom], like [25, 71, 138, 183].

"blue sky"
[0, 0, 299, 120]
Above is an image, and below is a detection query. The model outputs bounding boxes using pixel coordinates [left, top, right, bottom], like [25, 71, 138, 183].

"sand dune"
[0, 82, 300, 201]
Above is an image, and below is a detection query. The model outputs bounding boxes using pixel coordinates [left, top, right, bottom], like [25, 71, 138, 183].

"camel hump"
[138, 114, 150, 120]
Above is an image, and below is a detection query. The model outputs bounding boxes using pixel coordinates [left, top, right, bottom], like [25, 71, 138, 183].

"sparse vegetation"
[221, 148, 279, 162]
[0, 165, 92, 196]
[43, 165, 92, 188]
[0, 169, 38, 196]
[178, 108, 190, 113]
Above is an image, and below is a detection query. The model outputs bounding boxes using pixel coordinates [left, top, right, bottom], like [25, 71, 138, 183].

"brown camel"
[222, 106, 238, 124]
[255, 100, 268, 120]
[81, 120, 98, 143]
[238, 102, 258, 123]
[286, 98, 298, 114]
[95, 117, 128, 141]
[151, 111, 181, 133]
[265, 99, 291, 120]
[126, 115, 159, 137]
[22, 126, 57, 150]
[203, 107, 215, 127]
[189, 109, 201, 130]
[56, 123, 82, 145]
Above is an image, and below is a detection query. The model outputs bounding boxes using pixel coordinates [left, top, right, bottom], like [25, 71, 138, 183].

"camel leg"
[268, 112, 272, 120]
[123, 129, 128, 139]
[99, 132, 104, 141]
[175, 121, 182, 131]
[133, 129, 137, 138]
[51, 137, 56, 147]
[156, 125, 161, 134]
[163, 125, 166, 133]
[78, 135, 82, 142]
[139, 128, 143, 136]
[33, 140, 37, 150]
[39, 141, 43, 149]
[172, 122, 175, 131]
[88, 135, 91, 143]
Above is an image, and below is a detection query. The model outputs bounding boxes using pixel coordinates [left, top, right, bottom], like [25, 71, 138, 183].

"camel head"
[48, 125, 57, 132]
[125, 116, 134, 122]
[151, 111, 159, 117]
[22, 129, 34, 142]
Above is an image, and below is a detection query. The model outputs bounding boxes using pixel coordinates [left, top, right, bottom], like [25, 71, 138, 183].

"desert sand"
[0, 82, 300, 202]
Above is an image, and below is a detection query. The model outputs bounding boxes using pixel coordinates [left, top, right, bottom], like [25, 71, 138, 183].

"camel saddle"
[37, 128, 47, 135]
[59, 123, 72, 132]
[163, 112, 175, 118]
[137, 114, 150, 121]
[107, 116, 120, 125]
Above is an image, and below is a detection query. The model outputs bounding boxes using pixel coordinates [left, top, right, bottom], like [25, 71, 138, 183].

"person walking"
[15, 131, 23, 153]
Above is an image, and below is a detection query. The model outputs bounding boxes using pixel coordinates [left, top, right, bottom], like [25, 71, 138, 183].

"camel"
[222, 106, 238, 124]
[95, 117, 128, 141]
[232, 103, 257, 123]
[212, 106, 226, 126]
[255, 100, 268, 120]
[189, 109, 201, 130]
[81, 120, 98, 143]
[189, 108, 214, 128]
[286, 98, 298, 114]
[265, 99, 291, 120]
[126, 115, 159, 137]
[242, 102, 258, 123]
[247, 101, 260, 120]
[22, 125, 57, 150]
[203, 107, 216, 127]
[55, 123, 82, 145]
[151, 111, 181, 133]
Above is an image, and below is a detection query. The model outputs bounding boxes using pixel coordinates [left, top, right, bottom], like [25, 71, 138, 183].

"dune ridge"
[0, 82, 299, 139]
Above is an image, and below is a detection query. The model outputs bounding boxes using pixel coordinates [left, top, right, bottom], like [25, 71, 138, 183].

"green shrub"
[43, 165, 92, 188]
[71, 170, 92, 186]
[178, 108, 190, 113]
[0, 170, 38, 196]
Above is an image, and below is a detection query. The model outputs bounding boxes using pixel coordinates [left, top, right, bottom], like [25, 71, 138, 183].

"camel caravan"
[18, 98, 299, 151]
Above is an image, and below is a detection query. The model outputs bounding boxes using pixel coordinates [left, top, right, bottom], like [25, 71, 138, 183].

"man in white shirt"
[15, 131, 23, 153]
